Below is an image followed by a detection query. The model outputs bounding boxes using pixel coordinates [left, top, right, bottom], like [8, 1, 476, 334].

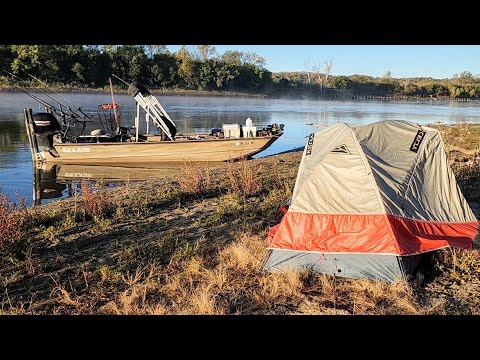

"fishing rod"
[4, 71, 89, 137]
[5, 78, 76, 138]
[26, 72, 94, 120]
[112, 73, 129, 86]
[3, 72, 61, 115]
[5, 70, 73, 118]
[6, 71, 71, 110]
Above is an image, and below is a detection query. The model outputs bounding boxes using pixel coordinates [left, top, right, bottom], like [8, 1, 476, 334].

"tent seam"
[349, 125, 401, 254]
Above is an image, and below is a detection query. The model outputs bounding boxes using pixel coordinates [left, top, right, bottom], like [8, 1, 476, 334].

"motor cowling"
[32, 113, 61, 134]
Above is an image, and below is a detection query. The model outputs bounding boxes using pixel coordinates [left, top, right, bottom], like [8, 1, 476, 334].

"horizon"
[166, 45, 480, 80]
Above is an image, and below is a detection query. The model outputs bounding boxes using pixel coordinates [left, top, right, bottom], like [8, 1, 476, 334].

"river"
[1, 91, 480, 206]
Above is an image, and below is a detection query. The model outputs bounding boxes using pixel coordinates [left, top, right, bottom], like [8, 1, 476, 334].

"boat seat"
[91, 129, 106, 136]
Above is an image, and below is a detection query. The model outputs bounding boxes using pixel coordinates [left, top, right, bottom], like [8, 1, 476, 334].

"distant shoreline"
[2, 84, 480, 102]
[0, 85, 267, 99]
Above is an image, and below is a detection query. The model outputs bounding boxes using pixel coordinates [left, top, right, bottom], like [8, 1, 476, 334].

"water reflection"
[32, 161, 221, 205]
[33, 163, 66, 204]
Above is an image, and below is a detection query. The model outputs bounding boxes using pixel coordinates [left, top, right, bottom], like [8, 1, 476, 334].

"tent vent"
[331, 144, 350, 154]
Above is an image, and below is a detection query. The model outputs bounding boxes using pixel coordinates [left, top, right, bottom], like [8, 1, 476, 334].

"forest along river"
[1, 91, 480, 206]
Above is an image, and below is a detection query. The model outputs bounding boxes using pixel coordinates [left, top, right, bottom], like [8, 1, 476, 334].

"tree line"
[274, 69, 480, 99]
[1, 45, 480, 99]
[0, 45, 272, 93]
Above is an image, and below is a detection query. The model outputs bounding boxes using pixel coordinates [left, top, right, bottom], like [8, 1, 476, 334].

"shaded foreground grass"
[1, 125, 480, 314]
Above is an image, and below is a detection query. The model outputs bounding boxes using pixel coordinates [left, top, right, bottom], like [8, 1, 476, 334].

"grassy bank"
[0, 125, 479, 315]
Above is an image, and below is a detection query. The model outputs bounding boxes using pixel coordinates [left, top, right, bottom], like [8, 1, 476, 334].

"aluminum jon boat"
[24, 81, 284, 164]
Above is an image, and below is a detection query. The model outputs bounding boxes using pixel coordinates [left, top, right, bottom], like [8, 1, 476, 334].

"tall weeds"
[177, 161, 213, 195]
[226, 158, 262, 197]
[80, 179, 110, 218]
[0, 188, 28, 248]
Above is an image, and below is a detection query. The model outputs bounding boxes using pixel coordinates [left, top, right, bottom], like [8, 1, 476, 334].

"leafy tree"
[242, 52, 267, 68]
[109, 45, 148, 83]
[175, 46, 196, 88]
[214, 61, 238, 89]
[453, 71, 476, 84]
[5, 44, 480, 99]
[198, 60, 215, 90]
[71, 62, 85, 83]
[150, 53, 178, 88]
[10, 45, 41, 74]
[331, 76, 350, 91]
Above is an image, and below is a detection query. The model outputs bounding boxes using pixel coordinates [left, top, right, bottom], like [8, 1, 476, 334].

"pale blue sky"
[166, 45, 480, 79]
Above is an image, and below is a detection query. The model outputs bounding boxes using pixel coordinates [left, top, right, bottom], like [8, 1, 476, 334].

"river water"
[1, 92, 480, 206]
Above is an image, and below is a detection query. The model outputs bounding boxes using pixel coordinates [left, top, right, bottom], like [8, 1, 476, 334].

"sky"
[166, 45, 480, 79]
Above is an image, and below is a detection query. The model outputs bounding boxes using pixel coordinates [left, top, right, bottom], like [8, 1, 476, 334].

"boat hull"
[38, 136, 280, 164]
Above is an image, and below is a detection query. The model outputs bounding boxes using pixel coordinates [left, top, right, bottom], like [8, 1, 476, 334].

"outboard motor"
[32, 112, 62, 151]
[32, 112, 61, 133]
[24, 109, 62, 159]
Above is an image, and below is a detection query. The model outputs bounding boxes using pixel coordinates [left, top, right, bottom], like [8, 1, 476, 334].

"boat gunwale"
[54, 134, 281, 146]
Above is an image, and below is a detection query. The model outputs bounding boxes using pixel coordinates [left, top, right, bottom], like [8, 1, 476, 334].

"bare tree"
[304, 58, 312, 85]
[402, 78, 411, 93]
[194, 45, 217, 62]
[310, 58, 335, 92]
[242, 52, 267, 67]
[322, 58, 334, 84]
[311, 61, 323, 90]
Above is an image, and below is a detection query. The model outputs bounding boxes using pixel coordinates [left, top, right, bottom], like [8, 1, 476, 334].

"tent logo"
[409, 130, 426, 153]
[306, 133, 315, 155]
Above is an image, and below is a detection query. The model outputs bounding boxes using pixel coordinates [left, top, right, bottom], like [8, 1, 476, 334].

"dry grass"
[177, 161, 213, 195]
[0, 189, 28, 249]
[85, 232, 423, 315]
[80, 179, 111, 218]
[226, 158, 262, 197]
[0, 145, 479, 315]
[451, 154, 480, 201]
[436, 124, 480, 153]
[417, 248, 480, 315]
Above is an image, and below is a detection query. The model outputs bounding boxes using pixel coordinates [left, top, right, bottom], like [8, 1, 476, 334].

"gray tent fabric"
[265, 120, 479, 282]
[355, 121, 476, 222]
[291, 124, 383, 214]
[263, 249, 425, 282]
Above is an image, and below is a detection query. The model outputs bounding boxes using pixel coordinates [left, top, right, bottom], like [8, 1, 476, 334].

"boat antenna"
[108, 77, 120, 129]
[26, 72, 94, 120]
[112, 74, 129, 87]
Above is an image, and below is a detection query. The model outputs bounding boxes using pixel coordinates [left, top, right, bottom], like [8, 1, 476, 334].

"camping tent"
[264, 120, 479, 282]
